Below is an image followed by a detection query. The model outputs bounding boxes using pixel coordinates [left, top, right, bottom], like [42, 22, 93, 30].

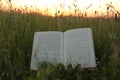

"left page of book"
[30, 32, 64, 70]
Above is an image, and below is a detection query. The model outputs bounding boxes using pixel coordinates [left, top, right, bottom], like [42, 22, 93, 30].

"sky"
[0, 0, 120, 17]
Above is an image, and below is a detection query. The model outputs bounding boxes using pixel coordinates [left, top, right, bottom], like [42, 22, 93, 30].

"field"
[0, 10, 120, 80]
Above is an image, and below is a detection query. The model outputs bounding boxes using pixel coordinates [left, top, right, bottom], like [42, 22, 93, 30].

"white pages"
[30, 28, 96, 70]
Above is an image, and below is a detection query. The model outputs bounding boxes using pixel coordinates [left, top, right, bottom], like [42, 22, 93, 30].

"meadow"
[0, 10, 120, 80]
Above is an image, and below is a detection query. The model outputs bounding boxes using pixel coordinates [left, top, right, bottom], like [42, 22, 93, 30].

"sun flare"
[0, 0, 120, 17]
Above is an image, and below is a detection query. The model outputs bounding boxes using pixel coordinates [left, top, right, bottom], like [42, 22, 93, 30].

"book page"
[30, 32, 64, 70]
[64, 28, 96, 68]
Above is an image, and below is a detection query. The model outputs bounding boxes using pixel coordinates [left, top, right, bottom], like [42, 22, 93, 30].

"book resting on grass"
[30, 28, 96, 70]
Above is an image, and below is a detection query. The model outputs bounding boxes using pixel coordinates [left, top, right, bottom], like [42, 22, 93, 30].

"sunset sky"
[0, 0, 120, 17]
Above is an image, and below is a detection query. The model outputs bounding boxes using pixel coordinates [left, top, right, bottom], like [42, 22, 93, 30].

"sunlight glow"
[0, 0, 120, 17]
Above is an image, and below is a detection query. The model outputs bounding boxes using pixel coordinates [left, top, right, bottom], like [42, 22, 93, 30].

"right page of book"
[64, 28, 96, 68]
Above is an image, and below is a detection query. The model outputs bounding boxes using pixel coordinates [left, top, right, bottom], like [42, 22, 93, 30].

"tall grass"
[0, 10, 120, 80]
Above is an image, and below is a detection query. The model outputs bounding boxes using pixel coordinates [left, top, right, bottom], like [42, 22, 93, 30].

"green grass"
[0, 10, 120, 80]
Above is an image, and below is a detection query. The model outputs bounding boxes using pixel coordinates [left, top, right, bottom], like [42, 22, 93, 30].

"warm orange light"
[0, 0, 120, 17]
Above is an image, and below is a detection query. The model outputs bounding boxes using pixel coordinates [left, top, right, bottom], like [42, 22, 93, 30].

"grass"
[0, 10, 120, 80]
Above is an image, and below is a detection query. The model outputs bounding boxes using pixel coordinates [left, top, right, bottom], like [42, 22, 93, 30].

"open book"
[30, 28, 96, 70]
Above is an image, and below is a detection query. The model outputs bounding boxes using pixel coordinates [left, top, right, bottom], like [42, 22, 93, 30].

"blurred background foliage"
[0, 10, 120, 80]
